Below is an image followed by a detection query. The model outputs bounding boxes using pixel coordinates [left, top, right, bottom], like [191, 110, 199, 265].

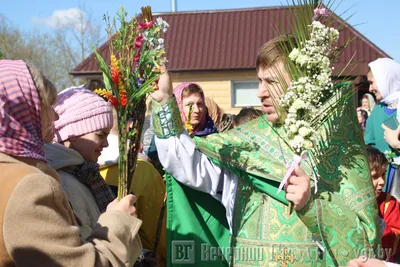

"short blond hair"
[256, 35, 297, 72]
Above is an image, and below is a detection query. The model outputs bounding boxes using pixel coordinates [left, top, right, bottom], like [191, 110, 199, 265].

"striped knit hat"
[54, 88, 113, 142]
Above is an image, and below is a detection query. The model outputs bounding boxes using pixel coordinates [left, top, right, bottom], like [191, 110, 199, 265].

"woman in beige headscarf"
[357, 93, 376, 116]
[205, 97, 236, 132]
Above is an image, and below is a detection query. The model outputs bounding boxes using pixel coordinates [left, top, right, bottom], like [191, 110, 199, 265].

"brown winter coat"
[0, 153, 142, 267]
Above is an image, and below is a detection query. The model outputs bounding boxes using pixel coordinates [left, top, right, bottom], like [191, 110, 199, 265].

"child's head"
[234, 107, 264, 126]
[54, 88, 113, 162]
[366, 145, 388, 198]
[174, 82, 206, 130]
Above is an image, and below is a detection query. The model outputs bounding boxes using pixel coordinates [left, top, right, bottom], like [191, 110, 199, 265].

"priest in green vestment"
[150, 12, 380, 267]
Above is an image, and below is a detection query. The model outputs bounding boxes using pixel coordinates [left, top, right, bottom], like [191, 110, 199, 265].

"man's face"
[257, 61, 291, 124]
[367, 71, 382, 102]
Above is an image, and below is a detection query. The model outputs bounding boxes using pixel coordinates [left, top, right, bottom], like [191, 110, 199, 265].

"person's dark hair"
[234, 107, 263, 126]
[84, 79, 106, 91]
[357, 109, 368, 131]
[352, 75, 369, 90]
[366, 145, 388, 171]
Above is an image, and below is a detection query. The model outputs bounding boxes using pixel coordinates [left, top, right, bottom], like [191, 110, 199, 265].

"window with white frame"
[231, 81, 260, 107]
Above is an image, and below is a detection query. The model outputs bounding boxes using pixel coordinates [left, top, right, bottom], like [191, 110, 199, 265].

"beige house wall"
[80, 70, 262, 115]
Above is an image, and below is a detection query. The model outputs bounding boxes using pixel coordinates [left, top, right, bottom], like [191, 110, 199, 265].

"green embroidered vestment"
[152, 87, 380, 266]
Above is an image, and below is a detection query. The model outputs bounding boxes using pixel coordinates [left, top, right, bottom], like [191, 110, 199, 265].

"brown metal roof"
[71, 6, 390, 77]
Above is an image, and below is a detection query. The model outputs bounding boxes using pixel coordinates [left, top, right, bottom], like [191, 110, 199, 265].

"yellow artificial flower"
[93, 88, 109, 98]
[118, 80, 126, 93]
[110, 55, 118, 70]
[185, 102, 194, 135]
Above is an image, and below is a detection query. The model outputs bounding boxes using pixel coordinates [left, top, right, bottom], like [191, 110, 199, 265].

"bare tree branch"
[0, 7, 103, 90]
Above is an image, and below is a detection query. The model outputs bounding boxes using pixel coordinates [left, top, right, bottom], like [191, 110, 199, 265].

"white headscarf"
[363, 93, 376, 111]
[369, 58, 400, 119]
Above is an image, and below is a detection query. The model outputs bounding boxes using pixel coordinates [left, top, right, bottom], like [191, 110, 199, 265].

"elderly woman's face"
[182, 93, 206, 128]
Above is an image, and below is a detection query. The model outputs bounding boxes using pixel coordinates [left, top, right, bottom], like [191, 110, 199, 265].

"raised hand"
[151, 65, 173, 104]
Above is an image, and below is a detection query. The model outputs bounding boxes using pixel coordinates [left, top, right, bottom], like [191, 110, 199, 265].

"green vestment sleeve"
[151, 97, 231, 266]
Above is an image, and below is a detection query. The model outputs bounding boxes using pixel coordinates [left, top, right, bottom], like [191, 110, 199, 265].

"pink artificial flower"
[135, 35, 144, 48]
[313, 7, 329, 20]
[138, 21, 154, 29]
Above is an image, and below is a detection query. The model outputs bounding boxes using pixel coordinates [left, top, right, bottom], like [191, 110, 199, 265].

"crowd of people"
[1, 28, 400, 267]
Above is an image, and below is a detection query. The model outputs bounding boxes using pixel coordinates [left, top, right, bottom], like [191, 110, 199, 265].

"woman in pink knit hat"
[44, 88, 118, 239]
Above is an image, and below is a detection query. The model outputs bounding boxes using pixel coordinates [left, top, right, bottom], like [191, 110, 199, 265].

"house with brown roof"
[71, 6, 389, 114]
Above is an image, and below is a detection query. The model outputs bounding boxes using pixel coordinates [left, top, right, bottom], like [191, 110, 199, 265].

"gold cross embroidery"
[274, 247, 295, 267]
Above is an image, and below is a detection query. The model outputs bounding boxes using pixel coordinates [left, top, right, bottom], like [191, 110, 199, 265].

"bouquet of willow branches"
[94, 6, 168, 199]
[267, 0, 355, 213]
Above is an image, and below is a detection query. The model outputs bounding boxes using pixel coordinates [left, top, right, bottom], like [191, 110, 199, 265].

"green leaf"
[129, 74, 160, 103]
[93, 48, 112, 80]
[102, 72, 112, 91]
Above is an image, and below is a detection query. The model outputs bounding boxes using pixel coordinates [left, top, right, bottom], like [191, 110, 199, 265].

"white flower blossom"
[281, 18, 338, 153]
[298, 127, 312, 137]
[289, 48, 300, 61]
[394, 157, 400, 166]
[292, 99, 306, 110]
[289, 124, 299, 134]
[156, 17, 169, 33]
[155, 38, 165, 50]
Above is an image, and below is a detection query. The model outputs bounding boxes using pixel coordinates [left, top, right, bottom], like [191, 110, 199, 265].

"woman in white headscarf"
[365, 57, 400, 200]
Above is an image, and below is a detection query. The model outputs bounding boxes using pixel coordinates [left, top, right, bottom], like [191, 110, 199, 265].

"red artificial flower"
[108, 95, 118, 107]
[120, 92, 128, 107]
[138, 21, 154, 29]
[135, 35, 144, 48]
[111, 71, 119, 85]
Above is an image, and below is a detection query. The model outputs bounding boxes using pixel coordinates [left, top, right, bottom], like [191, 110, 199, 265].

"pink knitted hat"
[54, 88, 113, 142]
